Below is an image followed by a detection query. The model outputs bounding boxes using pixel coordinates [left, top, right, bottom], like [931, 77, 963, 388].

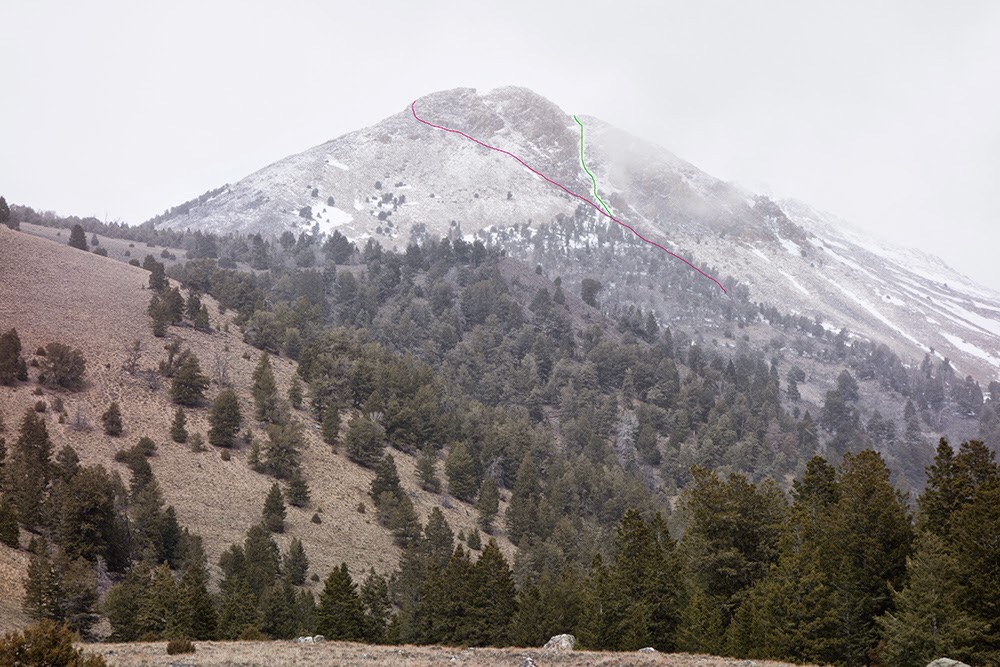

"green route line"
[573, 115, 613, 218]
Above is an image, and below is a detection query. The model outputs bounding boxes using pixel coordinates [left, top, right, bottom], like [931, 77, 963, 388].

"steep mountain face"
[154, 87, 1000, 386]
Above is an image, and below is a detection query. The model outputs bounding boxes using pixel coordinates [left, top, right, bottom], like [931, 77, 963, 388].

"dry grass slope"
[0, 226, 510, 633]
[84, 641, 809, 667]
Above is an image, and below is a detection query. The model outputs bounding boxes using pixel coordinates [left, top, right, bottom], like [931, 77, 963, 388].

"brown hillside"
[0, 226, 509, 633]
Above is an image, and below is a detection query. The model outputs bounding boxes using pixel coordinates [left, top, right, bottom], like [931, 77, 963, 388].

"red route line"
[410, 101, 728, 295]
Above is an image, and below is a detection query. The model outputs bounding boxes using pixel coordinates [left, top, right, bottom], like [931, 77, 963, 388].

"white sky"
[3, 1, 999, 288]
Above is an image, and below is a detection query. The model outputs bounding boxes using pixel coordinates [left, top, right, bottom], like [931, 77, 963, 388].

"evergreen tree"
[104, 563, 151, 641]
[317, 563, 366, 641]
[101, 402, 123, 436]
[7, 410, 53, 529]
[360, 569, 391, 644]
[345, 415, 385, 468]
[285, 469, 310, 507]
[194, 304, 211, 332]
[22, 545, 62, 623]
[918, 439, 999, 538]
[288, 376, 303, 409]
[208, 389, 242, 447]
[0, 328, 28, 384]
[878, 532, 981, 667]
[68, 224, 88, 250]
[284, 538, 309, 585]
[40, 342, 86, 390]
[259, 579, 300, 639]
[476, 477, 500, 533]
[57, 466, 116, 564]
[0, 496, 18, 547]
[369, 454, 403, 507]
[506, 452, 540, 545]
[321, 402, 341, 447]
[417, 442, 441, 493]
[176, 559, 217, 640]
[262, 482, 286, 533]
[185, 292, 202, 321]
[264, 422, 304, 479]
[170, 407, 187, 443]
[170, 354, 209, 406]
[148, 293, 170, 337]
[950, 480, 1000, 663]
[445, 441, 478, 503]
[464, 540, 516, 646]
[0, 196, 11, 229]
[136, 563, 179, 639]
[252, 353, 280, 423]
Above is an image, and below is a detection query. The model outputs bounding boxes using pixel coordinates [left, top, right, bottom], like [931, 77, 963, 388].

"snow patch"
[940, 332, 1000, 368]
[820, 275, 925, 349]
[778, 269, 809, 296]
[325, 158, 350, 171]
[751, 247, 771, 264]
[777, 237, 801, 256]
[313, 207, 353, 234]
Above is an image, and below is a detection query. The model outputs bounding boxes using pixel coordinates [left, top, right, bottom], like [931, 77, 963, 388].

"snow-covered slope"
[155, 86, 1000, 384]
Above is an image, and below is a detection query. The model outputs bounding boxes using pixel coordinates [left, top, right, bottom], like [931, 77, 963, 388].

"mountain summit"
[154, 87, 1000, 383]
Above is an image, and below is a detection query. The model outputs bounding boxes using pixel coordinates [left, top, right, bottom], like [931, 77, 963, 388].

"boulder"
[639, 647, 657, 653]
[543, 634, 576, 651]
[313, 635, 325, 642]
[927, 660, 971, 667]
[519, 658, 537, 667]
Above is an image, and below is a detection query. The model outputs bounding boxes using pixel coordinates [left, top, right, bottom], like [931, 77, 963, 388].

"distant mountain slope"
[0, 226, 500, 632]
[153, 86, 1000, 385]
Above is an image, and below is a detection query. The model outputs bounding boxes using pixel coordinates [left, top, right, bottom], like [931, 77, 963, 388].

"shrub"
[220, 449, 231, 461]
[34, 400, 46, 412]
[51, 396, 64, 413]
[93, 247, 108, 257]
[237, 625, 267, 641]
[166, 638, 195, 655]
[33, 387, 43, 396]
[101, 402, 123, 436]
[190, 433, 206, 452]
[0, 620, 107, 666]
[311, 513, 322, 524]
[35, 347, 46, 356]
[41, 342, 87, 390]
[129, 259, 140, 267]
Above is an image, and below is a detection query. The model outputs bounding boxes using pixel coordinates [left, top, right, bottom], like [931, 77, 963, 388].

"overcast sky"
[3, 1, 999, 288]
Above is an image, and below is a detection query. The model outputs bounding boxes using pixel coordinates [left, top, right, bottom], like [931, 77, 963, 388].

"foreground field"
[84, 641, 803, 667]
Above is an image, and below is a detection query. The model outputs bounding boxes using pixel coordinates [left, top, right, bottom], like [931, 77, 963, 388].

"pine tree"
[58, 466, 116, 564]
[369, 455, 402, 507]
[170, 407, 187, 443]
[878, 532, 981, 667]
[0, 196, 11, 229]
[417, 442, 441, 493]
[22, 544, 62, 622]
[317, 563, 365, 641]
[101, 402, 123, 436]
[259, 579, 299, 639]
[263, 422, 303, 480]
[950, 480, 1000, 663]
[0, 328, 28, 385]
[284, 538, 309, 585]
[321, 402, 341, 447]
[345, 415, 384, 468]
[208, 389, 242, 447]
[170, 354, 209, 406]
[288, 376, 303, 410]
[464, 540, 516, 646]
[68, 224, 88, 250]
[104, 563, 151, 641]
[445, 441, 478, 503]
[286, 469, 310, 507]
[136, 563, 180, 639]
[262, 482, 286, 533]
[252, 354, 280, 423]
[0, 496, 18, 547]
[360, 569, 391, 644]
[506, 452, 539, 545]
[176, 559, 217, 640]
[194, 305, 211, 332]
[7, 409, 53, 529]
[476, 478, 500, 533]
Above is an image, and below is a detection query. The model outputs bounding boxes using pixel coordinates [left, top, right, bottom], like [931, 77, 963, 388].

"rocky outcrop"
[543, 634, 576, 650]
[927, 659, 971, 667]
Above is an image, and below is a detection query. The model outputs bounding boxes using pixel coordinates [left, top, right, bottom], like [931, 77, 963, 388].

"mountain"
[152, 87, 1000, 388]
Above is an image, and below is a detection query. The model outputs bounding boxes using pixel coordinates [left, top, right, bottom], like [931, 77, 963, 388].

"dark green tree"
[345, 415, 385, 468]
[0, 329, 28, 385]
[285, 469, 310, 507]
[317, 563, 365, 641]
[40, 342, 86, 390]
[476, 478, 500, 533]
[321, 402, 341, 447]
[360, 569, 391, 643]
[262, 482, 286, 533]
[170, 354, 209, 406]
[208, 389, 242, 447]
[0, 496, 18, 547]
[445, 442, 478, 503]
[264, 422, 304, 479]
[68, 224, 88, 251]
[100, 402, 123, 437]
[252, 353, 280, 423]
[288, 376, 303, 410]
[284, 538, 309, 585]
[7, 410, 53, 529]
[417, 443, 441, 493]
[170, 407, 187, 443]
